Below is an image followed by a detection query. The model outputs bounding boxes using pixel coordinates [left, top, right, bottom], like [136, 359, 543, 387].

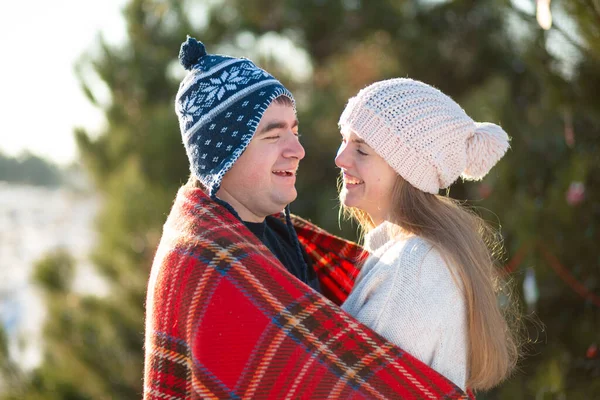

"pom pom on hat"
[339, 78, 512, 193]
[461, 122, 510, 181]
[174, 35, 295, 196]
[179, 36, 207, 70]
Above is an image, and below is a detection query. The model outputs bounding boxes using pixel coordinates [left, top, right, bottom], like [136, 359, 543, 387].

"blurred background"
[1, 0, 599, 398]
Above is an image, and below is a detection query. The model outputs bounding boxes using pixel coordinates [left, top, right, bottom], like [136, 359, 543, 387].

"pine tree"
[478, 2, 600, 398]
[4, 1, 194, 398]
[6, 0, 599, 398]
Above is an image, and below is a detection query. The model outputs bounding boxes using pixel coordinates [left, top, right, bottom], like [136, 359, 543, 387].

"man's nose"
[284, 134, 305, 160]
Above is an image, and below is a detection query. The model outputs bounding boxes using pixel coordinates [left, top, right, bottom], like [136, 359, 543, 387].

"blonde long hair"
[341, 175, 520, 390]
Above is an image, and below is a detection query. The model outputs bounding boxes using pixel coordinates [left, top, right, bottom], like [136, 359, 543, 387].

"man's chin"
[273, 191, 297, 211]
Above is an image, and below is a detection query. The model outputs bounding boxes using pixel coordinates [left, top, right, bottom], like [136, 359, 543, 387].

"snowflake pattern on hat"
[175, 39, 294, 196]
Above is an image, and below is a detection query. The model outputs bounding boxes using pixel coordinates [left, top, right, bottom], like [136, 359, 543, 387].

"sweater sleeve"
[342, 238, 468, 391]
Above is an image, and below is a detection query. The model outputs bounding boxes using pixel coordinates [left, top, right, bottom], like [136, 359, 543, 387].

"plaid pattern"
[283, 213, 367, 306]
[144, 186, 470, 399]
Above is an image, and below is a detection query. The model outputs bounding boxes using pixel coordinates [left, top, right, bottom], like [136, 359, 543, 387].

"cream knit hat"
[339, 78, 510, 194]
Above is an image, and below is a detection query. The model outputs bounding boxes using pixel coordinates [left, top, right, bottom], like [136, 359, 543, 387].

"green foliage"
[0, 325, 25, 398]
[0, 151, 63, 187]
[4, 1, 194, 398]
[32, 249, 75, 294]
[6, 0, 600, 398]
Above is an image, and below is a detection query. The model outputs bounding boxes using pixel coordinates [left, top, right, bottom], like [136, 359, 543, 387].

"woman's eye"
[357, 148, 368, 156]
[266, 135, 280, 140]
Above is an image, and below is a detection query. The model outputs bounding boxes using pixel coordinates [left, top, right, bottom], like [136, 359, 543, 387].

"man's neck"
[215, 187, 265, 223]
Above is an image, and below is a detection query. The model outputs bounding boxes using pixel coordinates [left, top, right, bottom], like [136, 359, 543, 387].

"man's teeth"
[273, 170, 294, 176]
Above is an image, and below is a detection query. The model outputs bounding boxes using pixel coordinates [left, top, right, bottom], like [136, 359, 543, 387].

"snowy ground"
[0, 182, 107, 369]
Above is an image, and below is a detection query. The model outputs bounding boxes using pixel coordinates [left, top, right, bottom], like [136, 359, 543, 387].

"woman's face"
[335, 129, 397, 226]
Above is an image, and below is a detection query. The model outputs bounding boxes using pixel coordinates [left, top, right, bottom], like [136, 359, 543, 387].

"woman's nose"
[335, 142, 351, 169]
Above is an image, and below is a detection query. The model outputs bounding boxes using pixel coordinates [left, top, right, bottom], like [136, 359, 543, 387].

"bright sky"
[0, 0, 577, 168]
[0, 0, 128, 166]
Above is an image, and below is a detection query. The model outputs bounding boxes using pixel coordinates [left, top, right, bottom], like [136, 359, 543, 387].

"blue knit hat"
[175, 36, 295, 196]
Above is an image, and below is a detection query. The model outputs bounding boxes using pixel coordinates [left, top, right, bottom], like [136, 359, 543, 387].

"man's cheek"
[242, 169, 266, 187]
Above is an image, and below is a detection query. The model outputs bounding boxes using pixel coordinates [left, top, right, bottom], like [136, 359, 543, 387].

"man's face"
[217, 102, 305, 222]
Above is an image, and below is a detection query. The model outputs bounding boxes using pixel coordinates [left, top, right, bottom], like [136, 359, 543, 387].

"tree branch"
[584, 0, 600, 22]
[509, 5, 597, 61]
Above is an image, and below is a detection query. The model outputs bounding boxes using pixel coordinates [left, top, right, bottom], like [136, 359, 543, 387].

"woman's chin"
[340, 193, 360, 209]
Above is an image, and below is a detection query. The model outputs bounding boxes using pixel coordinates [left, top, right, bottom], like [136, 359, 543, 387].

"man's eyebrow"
[257, 119, 299, 135]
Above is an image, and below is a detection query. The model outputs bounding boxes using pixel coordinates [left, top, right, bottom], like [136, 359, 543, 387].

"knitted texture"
[342, 222, 468, 390]
[175, 36, 295, 195]
[339, 78, 510, 194]
[143, 185, 471, 399]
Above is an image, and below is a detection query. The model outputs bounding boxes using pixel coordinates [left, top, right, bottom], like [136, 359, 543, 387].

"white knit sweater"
[341, 222, 468, 390]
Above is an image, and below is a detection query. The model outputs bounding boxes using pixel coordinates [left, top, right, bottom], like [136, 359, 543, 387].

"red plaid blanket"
[144, 186, 469, 399]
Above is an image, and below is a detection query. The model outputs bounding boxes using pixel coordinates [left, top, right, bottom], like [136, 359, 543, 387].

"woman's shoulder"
[380, 235, 434, 266]
[361, 236, 433, 284]
[382, 236, 461, 293]
[362, 233, 457, 287]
